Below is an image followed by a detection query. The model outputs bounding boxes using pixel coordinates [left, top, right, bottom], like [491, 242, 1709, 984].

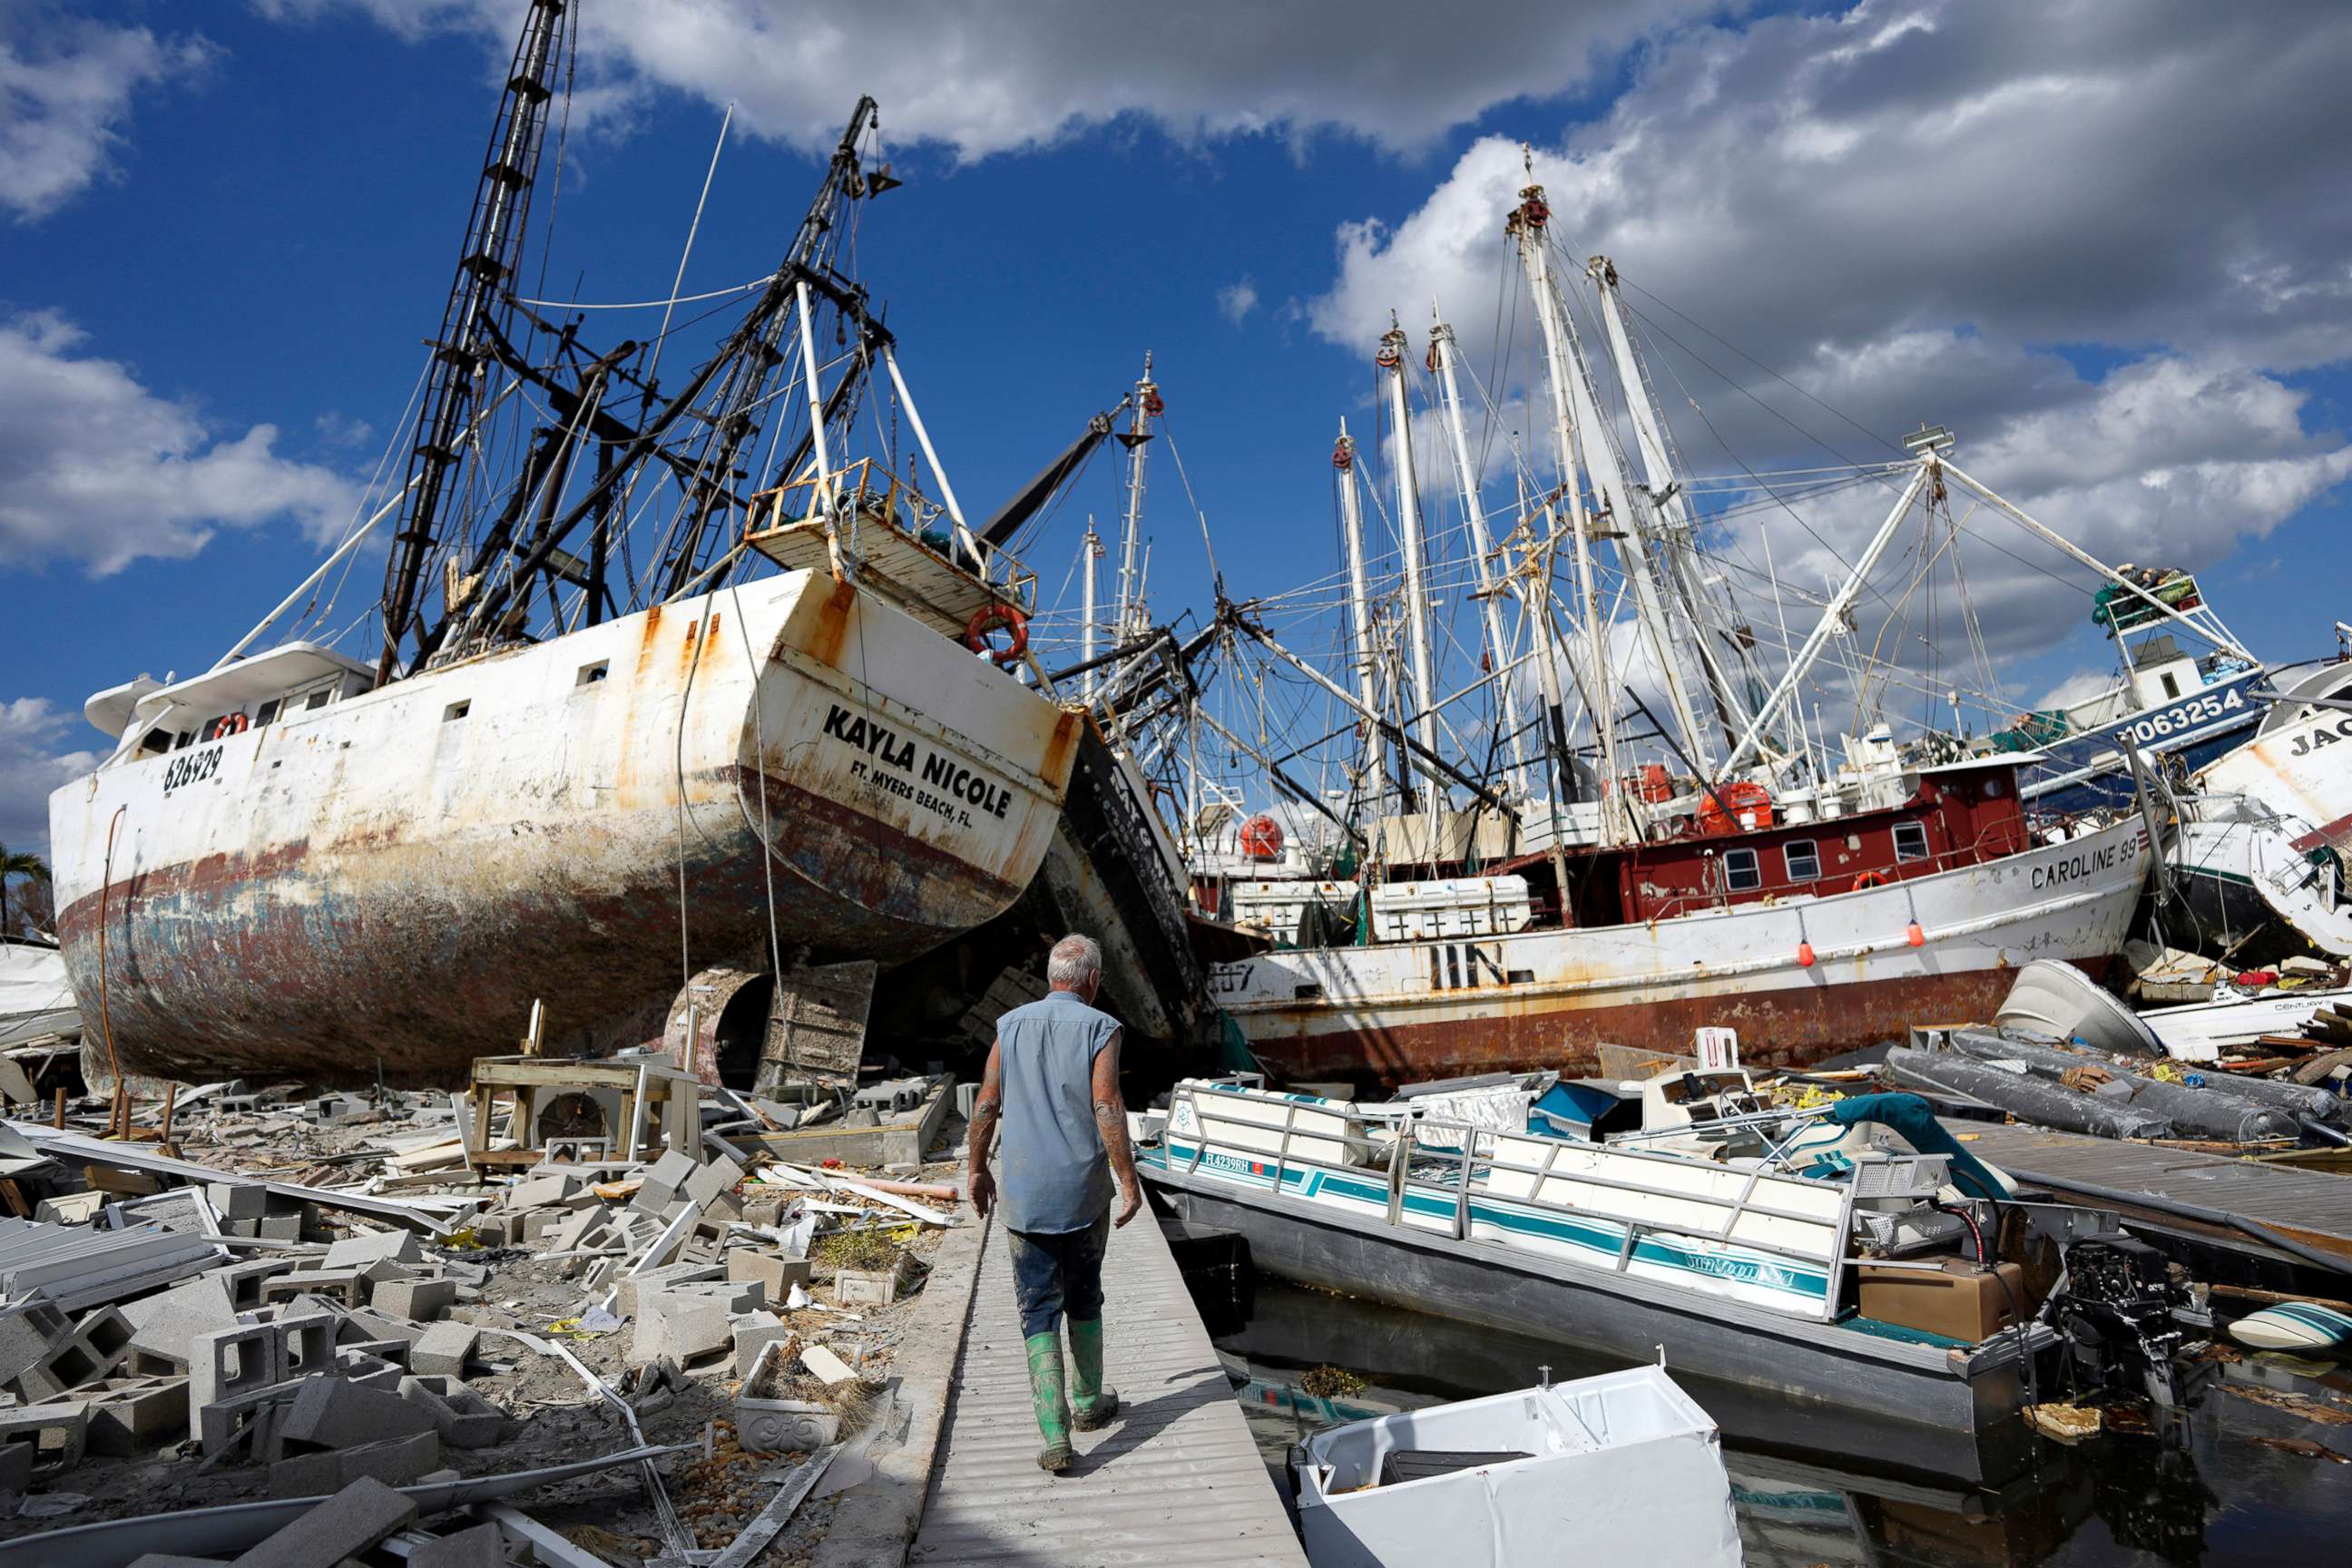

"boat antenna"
[376, 0, 571, 683]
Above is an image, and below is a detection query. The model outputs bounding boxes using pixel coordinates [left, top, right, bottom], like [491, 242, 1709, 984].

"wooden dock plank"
[1947, 1118, 2352, 1256]
[914, 1210, 1305, 1567]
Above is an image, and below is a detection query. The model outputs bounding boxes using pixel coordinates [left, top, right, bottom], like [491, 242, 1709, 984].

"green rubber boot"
[1068, 1317, 1120, 1430]
[1024, 1330, 1073, 1472]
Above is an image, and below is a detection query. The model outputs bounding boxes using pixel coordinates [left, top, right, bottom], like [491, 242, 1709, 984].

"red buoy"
[1906, 922, 1926, 947]
[1797, 941, 1816, 968]
[1238, 813, 1284, 861]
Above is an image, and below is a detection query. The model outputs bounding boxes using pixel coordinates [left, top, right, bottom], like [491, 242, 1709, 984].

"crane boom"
[376, 0, 570, 682]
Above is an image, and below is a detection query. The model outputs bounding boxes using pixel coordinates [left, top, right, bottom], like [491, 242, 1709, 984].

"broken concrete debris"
[0, 1051, 961, 1563]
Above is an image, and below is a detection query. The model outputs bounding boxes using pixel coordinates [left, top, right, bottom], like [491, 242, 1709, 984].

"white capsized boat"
[1291, 1365, 1742, 1568]
[0, 938, 79, 1048]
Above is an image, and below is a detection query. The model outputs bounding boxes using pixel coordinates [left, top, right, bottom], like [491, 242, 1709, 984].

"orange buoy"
[1906, 922, 1926, 947]
[1797, 941, 1816, 967]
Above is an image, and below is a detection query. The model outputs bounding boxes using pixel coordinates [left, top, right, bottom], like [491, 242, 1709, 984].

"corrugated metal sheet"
[914, 1213, 1306, 1567]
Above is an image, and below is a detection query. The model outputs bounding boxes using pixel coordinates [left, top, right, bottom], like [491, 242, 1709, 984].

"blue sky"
[5, 0, 2349, 850]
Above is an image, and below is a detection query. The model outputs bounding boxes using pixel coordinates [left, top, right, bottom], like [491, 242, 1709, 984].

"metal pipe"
[881, 344, 979, 568]
[793, 280, 834, 509]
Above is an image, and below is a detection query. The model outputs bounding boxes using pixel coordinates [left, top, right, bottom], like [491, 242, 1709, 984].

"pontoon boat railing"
[1166, 1081, 1852, 1319]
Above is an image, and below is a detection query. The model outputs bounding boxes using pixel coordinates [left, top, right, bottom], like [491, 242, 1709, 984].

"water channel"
[1176, 1240, 2352, 1565]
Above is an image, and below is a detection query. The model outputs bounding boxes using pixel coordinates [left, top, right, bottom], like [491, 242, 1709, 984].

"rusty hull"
[1241, 963, 2117, 1090]
[48, 572, 1080, 1082]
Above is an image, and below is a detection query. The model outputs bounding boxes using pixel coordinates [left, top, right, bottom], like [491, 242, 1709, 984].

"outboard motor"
[2050, 1232, 2210, 1408]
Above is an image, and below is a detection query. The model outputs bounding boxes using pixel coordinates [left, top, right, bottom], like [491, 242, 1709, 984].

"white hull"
[2146, 986, 2352, 1063]
[47, 571, 1080, 1077]
[0, 941, 78, 1047]
[1211, 818, 2149, 1083]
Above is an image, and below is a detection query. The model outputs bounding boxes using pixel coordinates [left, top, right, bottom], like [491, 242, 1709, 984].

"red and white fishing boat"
[1152, 166, 2153, 1086]
[1212, 759, 2147, 1085]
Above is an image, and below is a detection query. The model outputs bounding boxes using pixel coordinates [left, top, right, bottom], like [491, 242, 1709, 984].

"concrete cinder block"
[408, 1322, 477, 1379]
[0, 1301, 69, 1384]
[726, 1249, 813, 1300]
[674, 1278, 764, 1314]
[207, 1182, 270, 1220]
[461, 1214, 512, 1248]
[732, 1309, 794, 1377]
[189, 1325, 283, 1437]
[501, 1172, 577, 1210]
[339, 1306, 426, 1347]
[255, 1210, 305, 1243]
[279, 1375, 436, 1452]
[335, 1349, 405, 1391]
[205, 1258, 296, 1308]
[682, 1152, 744, 1210]
[322, 1229, 421, 1271]
[614, 1261, 720, 1318]
[633, 1289, 732, 1366]
[279, 1314, 339, 1381]
[0, 1438, 32, 1497]
[262, 1270, 367, 1309]
[87, 1375, 191, 1455]
[13, 1304, 135, 1402]
[268, 1428, 439, 1496]
[397, 1375, 503, 1448]
[122, 1276, 240, 1368]
[369, 1277, 456, 1322]
[229, 1475, 417, 1568]
[640, 1148, 698, 1192]
[0, 1398, 91, 1469]
[410, 1520, 505, 1568]
[195, 1378, 308, 1459]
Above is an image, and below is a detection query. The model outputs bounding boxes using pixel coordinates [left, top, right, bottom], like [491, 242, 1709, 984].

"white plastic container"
[1367, 877, 1534, 943]
[1292, 1367, 1741, 1568]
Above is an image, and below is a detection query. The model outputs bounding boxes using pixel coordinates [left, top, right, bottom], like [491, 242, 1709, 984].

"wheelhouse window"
[1784, 839, 1821, 882]
[1893, 821, 1930, 862]
[1722, 848, 1761, 893]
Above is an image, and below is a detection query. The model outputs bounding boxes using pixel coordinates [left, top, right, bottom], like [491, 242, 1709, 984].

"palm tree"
[0, 845, 50, 940]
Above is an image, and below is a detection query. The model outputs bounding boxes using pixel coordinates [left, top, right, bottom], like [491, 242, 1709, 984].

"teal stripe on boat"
[1161, 1138, 1830, 1301]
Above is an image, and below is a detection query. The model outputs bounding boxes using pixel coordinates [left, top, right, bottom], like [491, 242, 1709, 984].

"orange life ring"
[207, 712, 250, 741]
[962, 602, 1028, 667]
[1852, 869, 1890, 892]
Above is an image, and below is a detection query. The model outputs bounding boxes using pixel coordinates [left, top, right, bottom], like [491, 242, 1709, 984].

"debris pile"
[0, 1049, 965, 1565]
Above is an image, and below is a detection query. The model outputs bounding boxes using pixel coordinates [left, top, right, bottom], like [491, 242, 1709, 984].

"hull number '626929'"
[161, 744, 223, 795]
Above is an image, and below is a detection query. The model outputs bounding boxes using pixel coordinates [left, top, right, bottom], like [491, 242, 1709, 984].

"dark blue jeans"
[1006, 1210, 1110, 1338]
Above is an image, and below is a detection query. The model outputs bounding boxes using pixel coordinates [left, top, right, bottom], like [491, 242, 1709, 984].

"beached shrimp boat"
[1213, 762, 2148, 1086]
[44, 5, 1079, 1080]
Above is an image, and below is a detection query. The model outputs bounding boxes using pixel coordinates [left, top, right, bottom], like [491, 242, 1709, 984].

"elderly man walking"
[965, 934, 1143, 1473]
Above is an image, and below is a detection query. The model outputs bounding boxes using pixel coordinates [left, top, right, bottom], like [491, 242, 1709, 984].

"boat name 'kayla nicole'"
[823, 701, 1018, 821]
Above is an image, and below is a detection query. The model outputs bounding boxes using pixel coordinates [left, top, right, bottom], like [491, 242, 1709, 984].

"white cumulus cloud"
[0, 311, 361, 575]
[260, 0, 1736, 158]
[0, 698, 97, 856]
[1216, 279, 1259, 325]
[0, 17, 215, 221]
[1305, 0, 2352, 701]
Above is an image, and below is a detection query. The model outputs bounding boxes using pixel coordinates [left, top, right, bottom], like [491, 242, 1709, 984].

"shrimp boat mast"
[49, 1, 1083, 1081]
[1163, 169, 2150, 1086]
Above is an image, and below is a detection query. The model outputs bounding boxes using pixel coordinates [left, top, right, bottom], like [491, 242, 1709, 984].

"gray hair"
[1046, 934, 1102, 988]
